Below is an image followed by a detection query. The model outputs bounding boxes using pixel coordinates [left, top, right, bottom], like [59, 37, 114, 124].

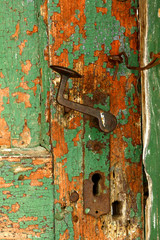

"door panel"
[48, 0, 143, 239]
[140, 0, 160, 239]
[0, 148, 53, 239]
[0, 0, 54, 239]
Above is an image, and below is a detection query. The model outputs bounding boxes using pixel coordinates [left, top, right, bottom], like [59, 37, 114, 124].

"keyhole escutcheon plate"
[83, 171, 110, 218]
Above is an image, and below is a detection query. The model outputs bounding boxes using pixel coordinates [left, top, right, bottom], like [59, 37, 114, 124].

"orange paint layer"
[40, 0, 48, 25]
[96, 7, 107, 15]
[26, 25, 38, 35]
[0, 177, 13, 188]
[9, 202, 20, 213]
[11, 22, 20, 41]
[72, 130, 82, 146]
[12, 119, 31, 147]
[30, 180, 43, 186]
[18, 40, 28, 55]
[52, 120, 68, 159]
[2, 191, 12, 199]
[0, 72, 5, 78]
[21, 60, 32, 75]
[12, 92, 31, 108]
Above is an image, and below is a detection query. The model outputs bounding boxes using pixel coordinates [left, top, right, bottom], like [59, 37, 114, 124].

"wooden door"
[47, 0, 144, 239]
[0, 0, 146, 239]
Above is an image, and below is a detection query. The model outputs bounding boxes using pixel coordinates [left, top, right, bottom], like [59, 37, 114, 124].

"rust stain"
[18, 40, 28, 55]
[84, 171, 110, 218]
[9, 202, 20, 213]
[26, 25, 38, 35]
[12, 92, 31, 108]
[11, 22, 20, 41]
[86, 140, 105, 154]
[21, 60, 32, 75]
[12, 120, 31, 147]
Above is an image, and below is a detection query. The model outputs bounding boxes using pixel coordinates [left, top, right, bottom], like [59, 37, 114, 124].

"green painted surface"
[36, 0, 52, 150]
[55, 203, 74, 240]
[0, 157, 54, 239]
[0, 0, 53, 239]
[144, 0, 160, 238]
[123, 136, 142, 163]
[0, 0, 50, 148]
[56, 126, 83, 182]
[49, 0, 142, 238]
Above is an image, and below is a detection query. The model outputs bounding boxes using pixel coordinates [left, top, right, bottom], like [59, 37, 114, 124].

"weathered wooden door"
[47, 0, 144, 239]
[0, 0, 147, 239]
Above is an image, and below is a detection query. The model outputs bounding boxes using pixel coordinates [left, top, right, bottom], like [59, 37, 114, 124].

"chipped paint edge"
[139, 0, 152, 238]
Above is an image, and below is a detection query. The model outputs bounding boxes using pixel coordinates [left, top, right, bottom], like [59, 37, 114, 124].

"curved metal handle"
[50, 65, 117, 133]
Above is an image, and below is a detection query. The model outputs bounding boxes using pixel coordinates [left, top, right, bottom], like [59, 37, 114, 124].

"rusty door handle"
[50, 65, 117, 133]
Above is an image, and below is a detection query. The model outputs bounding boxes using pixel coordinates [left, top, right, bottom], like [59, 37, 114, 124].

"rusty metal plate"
[83, 171, 110, 218]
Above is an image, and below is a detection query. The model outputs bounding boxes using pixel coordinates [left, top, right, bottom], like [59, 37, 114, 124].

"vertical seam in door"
[140, 0, 152, 238]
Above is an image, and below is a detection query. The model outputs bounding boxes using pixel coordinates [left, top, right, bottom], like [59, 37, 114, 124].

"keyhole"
[92, 173, 101, 196]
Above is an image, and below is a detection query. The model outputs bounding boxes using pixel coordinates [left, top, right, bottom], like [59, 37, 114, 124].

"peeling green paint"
[130, 208, 135, 218]
[55, 203, 74, 240]
[0, 0, 50, 148]
[143, 0, 160, 238]
[123, 137, 142, 162]
[117, 84, 139, 125]
[83, 121, 110, 187]
[48, 0, 142, 238]
[56, 126, 83, 182]
[0, 157, 54, 239]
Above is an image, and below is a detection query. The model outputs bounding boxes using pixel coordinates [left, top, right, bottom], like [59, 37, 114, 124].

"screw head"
[73, 215, 79, 222]
[70, 191, 79, 202]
